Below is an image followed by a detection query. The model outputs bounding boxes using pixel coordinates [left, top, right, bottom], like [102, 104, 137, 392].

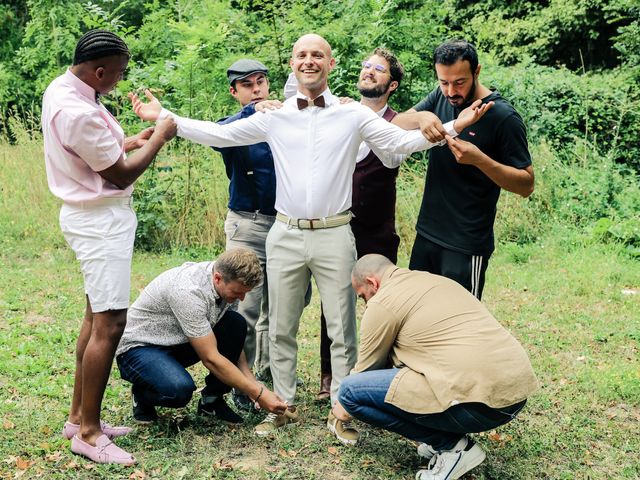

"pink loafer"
[62, 421, 132, 440]
[71, 434, 136, 465]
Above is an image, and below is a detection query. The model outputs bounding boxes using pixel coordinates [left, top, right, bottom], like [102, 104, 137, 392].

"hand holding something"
[256, 388, 288, 415]
[445, 134, 485, 166]
[152, 116, 177, 143]
[339, 96, 355, 104]
[417, 111, 446, 143]
[453, 99, 494, 132]
[124, 126, 155, 152]
[128, 89, 163, 121]
[255, 99, 283, 113]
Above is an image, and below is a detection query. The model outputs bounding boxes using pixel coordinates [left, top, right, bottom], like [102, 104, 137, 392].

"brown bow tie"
[297, 96, 326, 110]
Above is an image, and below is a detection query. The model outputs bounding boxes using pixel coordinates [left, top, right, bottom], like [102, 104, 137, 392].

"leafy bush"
[132, 142, 229, 251]
[480, 59, 640, 172]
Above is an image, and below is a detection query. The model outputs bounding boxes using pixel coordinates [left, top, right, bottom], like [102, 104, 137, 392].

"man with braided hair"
[42, 29, 176, 464]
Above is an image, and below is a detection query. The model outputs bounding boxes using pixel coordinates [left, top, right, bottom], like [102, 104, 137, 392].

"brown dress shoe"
[315, 373, 332, 401]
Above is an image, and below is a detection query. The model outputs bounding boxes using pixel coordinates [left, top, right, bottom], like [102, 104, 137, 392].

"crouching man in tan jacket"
[329, 254, 538, 480]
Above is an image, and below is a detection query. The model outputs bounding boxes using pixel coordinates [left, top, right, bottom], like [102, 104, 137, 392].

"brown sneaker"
[254, 408, 301, 436]
[327, 410, 359, 445]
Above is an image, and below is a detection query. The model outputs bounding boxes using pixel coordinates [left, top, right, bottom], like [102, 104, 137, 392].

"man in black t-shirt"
[394, 40, 534, 299]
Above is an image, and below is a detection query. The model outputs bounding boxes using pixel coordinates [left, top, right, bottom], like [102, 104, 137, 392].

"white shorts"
[59, 198, 137, 313]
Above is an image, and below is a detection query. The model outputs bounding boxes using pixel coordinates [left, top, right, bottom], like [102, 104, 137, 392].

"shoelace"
[341, 420, 355, 431]
[262, 412, 278, 423]
[426, 453, 445, 473]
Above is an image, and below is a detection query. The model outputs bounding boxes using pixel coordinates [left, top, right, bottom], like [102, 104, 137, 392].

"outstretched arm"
[392, 99, 494, 142]
[129, 88, 269, 148]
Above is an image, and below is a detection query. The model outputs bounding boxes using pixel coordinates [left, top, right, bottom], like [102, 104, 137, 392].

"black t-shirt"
[413, 88, 531, 255]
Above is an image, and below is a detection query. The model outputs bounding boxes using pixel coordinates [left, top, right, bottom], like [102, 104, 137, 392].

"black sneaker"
[232, 393, 255, 412]
[132, 391, 157, 424]
[197, 396, 244, 424]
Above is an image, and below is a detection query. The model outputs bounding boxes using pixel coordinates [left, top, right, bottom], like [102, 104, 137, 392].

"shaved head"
[290, 33, 335, 98]
[351, 254, 394, 285]
[292, 33, 332, 57]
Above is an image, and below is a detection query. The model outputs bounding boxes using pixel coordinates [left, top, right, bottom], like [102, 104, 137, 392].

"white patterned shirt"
[116, 261, 237, 356]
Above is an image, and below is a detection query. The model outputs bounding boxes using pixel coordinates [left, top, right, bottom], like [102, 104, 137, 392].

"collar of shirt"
[208, 263, 224, 306]
[64, 69, 99, 104]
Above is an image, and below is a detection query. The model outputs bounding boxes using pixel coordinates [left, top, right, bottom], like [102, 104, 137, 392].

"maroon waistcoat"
[351, 106, 399, 228]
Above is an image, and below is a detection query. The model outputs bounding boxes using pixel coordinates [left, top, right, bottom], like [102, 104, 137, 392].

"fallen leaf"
[64, 461, 79, 470]
[214, 460, 234, 470]
[16, 457, 33, 470]
[45, 452, 63, 462]
[327, 446, 338, 455]
[83, 463, 95, 470]
[487, 431, 502, 442]
[2, 419, 15, 430]
[129, 469, 146, 479]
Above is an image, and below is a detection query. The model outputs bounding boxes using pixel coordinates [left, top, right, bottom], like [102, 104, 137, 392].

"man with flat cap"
[213, 59, 277, 411]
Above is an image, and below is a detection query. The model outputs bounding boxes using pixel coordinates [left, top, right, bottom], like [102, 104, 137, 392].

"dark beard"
[454, 79, 477, 111]
[358, 78, 392, 99]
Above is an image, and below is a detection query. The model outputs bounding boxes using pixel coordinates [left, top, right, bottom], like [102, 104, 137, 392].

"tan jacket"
[353, 267, 538, 414]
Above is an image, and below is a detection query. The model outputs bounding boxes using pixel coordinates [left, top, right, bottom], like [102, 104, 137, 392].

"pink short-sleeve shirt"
[42, 69, 132, 202]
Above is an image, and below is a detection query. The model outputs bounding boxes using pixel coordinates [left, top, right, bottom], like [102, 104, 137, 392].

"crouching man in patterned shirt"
[116, 248, 288, 425]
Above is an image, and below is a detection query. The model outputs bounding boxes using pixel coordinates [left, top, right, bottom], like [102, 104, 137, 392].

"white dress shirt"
[161, 88, 456, 219]
[358, 104, 408, 167]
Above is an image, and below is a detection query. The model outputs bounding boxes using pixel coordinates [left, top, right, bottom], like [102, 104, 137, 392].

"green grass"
[0, 141, 638, 479]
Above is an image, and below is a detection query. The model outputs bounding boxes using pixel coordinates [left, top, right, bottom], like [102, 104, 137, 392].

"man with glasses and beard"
[394, 40, 534, 300]
[315, 47, 408, 403]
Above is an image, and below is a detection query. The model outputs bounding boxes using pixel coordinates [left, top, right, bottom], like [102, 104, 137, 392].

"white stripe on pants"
[266, 220, 358, 404]
[470, 255, 483, 299]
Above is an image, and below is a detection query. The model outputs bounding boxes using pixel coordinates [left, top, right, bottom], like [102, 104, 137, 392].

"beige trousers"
[224, 210, 274, 373]
[266, 220, 358, 404]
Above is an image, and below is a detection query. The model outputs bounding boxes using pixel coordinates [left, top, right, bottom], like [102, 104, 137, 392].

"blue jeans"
[117, 310, 246, 408]
[338, 369, 526, 450]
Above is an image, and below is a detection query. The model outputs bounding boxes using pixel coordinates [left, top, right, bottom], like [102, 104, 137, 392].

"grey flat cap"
[227, 59, 269, 85]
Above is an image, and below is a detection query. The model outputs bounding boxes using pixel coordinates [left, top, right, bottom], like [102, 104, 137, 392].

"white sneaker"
[415, 437, 486, 480]
[417, 442, 437, 461]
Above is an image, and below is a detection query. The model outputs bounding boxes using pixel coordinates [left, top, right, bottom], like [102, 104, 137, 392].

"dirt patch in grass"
[24, 314, 54, 326]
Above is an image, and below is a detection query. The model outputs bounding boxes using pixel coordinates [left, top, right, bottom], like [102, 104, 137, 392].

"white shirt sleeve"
[159, 108, 269, 148]
[357, 107, 458, 168]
